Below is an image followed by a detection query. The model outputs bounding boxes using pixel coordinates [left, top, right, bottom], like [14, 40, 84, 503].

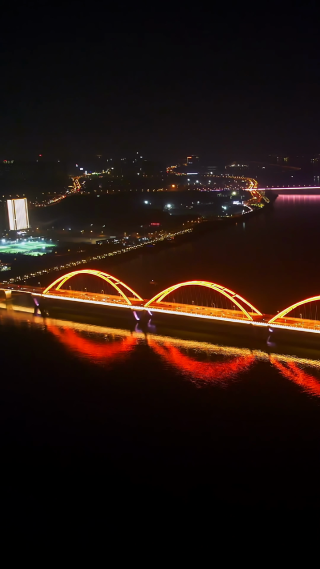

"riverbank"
[3, 192, 277, 287]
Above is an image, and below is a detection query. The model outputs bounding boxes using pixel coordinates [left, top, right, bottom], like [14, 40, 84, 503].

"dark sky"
[0, 9, 319, 163]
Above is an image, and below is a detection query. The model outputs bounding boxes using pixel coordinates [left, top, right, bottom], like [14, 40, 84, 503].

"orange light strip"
[146, 306, 259, 325]
[36, 293, 144, 310]
[268, 295, 320, 324]
[144, 280, 261, 321]
[42, 269, 143, 305]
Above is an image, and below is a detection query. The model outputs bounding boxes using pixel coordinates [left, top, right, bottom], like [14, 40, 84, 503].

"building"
[187, 156, 199, 166]
[0, 262, 11, 272]
[7, 198, 30, 231]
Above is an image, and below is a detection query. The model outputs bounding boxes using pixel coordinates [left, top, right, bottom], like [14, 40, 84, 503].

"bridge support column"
[3, 289, 13, 310]
[137, 309, 151, 323]
[33, 297, 46, 316]
[33, 297, 40, 315]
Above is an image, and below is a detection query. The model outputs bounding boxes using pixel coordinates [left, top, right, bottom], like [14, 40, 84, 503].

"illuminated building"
[7, 198, 30, 231]
[187, 155, 199, 166]
[0, 262, 11, 272]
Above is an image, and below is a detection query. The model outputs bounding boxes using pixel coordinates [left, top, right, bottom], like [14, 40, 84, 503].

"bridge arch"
[144, 280, 261, 321]
[43, 270, 143, 306]
[268, 295, 320, 324]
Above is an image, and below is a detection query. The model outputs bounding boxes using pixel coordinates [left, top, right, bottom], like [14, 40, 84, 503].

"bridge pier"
[33, 297, 41, 315]
[1, 289, 13, 310]
[133, 309, 150, 324]
[32, 297, 48, 317]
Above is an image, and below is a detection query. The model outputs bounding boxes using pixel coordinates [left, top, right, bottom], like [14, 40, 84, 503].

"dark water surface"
[2, 195, 320, 509]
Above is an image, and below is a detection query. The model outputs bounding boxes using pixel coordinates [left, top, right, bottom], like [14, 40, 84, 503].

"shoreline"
[4, 192, 277, 286]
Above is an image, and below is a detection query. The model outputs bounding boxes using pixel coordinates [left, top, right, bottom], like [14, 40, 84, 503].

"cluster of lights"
[0, 237, 55, 257]
[3, 187, 267, 284]
[33, 177, 82, 208]
[4, 228, 193, 285]
[31, 173, 260, 209]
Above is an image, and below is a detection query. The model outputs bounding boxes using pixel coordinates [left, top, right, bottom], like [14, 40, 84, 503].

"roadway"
[43, 288, 145, 307]
[149, 300, 261, 322]
[0, 284, 144, 307]
[33, 176, 82, 208]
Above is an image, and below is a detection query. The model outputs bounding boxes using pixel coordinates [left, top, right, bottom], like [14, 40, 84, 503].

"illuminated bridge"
[1, 269, 320, 339]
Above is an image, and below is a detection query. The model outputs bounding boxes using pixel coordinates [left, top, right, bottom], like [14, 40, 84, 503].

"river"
[2, 194, 320, 509]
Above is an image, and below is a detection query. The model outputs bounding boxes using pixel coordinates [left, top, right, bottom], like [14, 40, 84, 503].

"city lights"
[0, 239, 55, 256]
[4, 228, 193, 285]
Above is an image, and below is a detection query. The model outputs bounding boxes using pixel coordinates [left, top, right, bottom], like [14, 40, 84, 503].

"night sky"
[1, 11, 319, 163]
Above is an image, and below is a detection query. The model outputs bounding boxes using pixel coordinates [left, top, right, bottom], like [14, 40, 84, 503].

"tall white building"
[7, 198, 30, 231]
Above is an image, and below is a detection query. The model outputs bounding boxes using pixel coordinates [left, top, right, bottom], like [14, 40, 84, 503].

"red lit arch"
[270, 355, 320, 398]
[43, 269, 143, 305]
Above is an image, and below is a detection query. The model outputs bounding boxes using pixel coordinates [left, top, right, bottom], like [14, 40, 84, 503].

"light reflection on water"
[148, 338, 256, 387]
[2, 306, 320, 398]
[48, 325, 138, 365]
[270, 355, 320, 398]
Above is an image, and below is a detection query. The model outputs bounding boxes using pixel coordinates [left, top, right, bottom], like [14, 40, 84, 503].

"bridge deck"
[271, 316, 320, 332]
[149, 301, 261, 321]
[43, 289, 145, 306]
[0, 285, 144, 307]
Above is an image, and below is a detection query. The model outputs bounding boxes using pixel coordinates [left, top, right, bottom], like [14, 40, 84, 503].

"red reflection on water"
[48, 325, 137, 365]
[150, 340, 255, 386]
[270, 356, 320, 398]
